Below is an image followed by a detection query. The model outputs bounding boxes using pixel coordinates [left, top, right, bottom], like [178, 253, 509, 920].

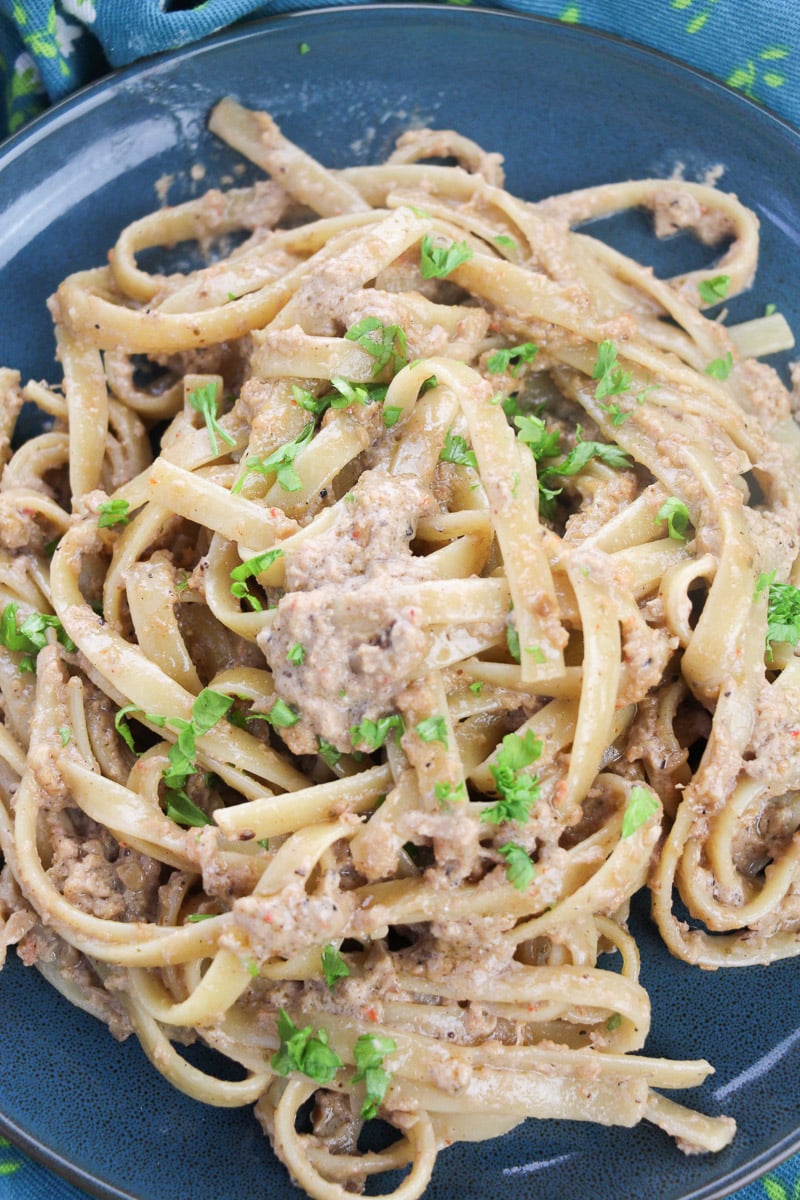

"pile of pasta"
[0, 99, 799, 1200]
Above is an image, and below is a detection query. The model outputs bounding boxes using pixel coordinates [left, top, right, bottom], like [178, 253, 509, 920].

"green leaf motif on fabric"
[0, 1136, 24, 1175]
[559, 5, 581, 22]
[728, 46, 791, 98]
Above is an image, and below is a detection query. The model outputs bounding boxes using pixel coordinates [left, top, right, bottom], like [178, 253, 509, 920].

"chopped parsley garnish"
[483, 730, 542, 824]
[516, 418, 631, 518]
[439, 429, 477, 469]
[545, 432, 631, 479]
[506, 619, 522, 662]
[351, 1034, 396, 1120]
[656, 497, 691, 541]
[697, 274, 730, 305]
[621, 785, 659, 838]
[486, 342, 538, 376]
[705, 351, 734, 380]
[287, 642, 306, 666]
[415, 715, 448, 746]
[232, 422, 314, 494]
[97, 498, 130, 529]
[292, 384, 330, 417]
[230, 548, 284, 611]
[514, 413, 561, 460]
[58, 726, 71, 746]
[493, 234, 518, 251]
[114, 703, 167, 752]
[592, 340, 633, 401]
[764, 302, 777, 317]
[755, 571, 800, 656]
[321, 944, 350, 988]
[328, 376, 388, 410]
[0, 603, 76, 672]
[318, 737, 342, 769]
[185, 912, 216, 922]
[165, 789, 212, 828]
[382, 406, 403, 428]
[345, 317, 407, 378]
[271, 1010, 343, 1084]
[267, 699, 300, 728]
[188, 381, 236, 457]
[468, 681, 484, 695]
[497, 842, 536, 890]
[434, 780, 466, 806]
[419, 234, 473, 279]
[298, 41, 310, 54]
[350, 714, 405, 752]
[119, 688, 232, 824]
[606, 1012, 622, 1031]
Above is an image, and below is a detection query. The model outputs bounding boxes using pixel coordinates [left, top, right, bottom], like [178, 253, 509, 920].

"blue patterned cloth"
[0, 3, 797, 1200]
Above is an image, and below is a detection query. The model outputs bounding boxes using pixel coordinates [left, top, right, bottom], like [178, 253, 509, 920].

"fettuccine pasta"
[1, 100, 799, 1199]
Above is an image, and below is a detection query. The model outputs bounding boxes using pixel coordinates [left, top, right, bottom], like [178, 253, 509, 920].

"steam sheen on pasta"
[0, 98, 799, 1200]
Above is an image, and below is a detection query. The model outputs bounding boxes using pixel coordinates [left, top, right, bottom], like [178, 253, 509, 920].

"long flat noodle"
[209, 98, 371, 217]
[427, 358, 566, 680]
[56, 324, 109, 500]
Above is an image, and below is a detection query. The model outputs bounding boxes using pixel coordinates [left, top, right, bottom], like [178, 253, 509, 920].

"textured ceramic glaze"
[0, 8, 798, 1200]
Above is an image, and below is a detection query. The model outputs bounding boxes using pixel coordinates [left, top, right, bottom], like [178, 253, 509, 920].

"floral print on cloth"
[0, 3, 798, 1200]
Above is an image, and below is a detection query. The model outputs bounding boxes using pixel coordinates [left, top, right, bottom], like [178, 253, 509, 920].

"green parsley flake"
[621, 785, 660, 838]
[697, 274, 730, 305]
[97, 498, 130, 529]
[420, 234, 473, 279]
[755, 572, 800, 656]
[350, 714, 405, 751]
[439, 429, 477, 469]
[58, 726, 71, 746]
[506, 622, 521, 663]
[318, 738, 343, 769]
[328, 376, 388, 410]
[592, 340, 633, 401]
[765, 302, 777, 317]
[606, 1012, 622, 1031]
[271, 1010, 343, 1084]
[705, 351, 734, 380]
[321, 944, 350, 988]
[298, 41, 310, 54]
[514, 413, 561, 460]
[434, 780, 466, 806]
[486, 342, 538, 377]
[185, 912, 216, 922]
[483, 730, 542, 824]
[351, 1034, 396, 1120]
[268, 699, 300, 728]
[468, 681, 484, 695]
[187, 381, 236, 457]
[230, 547, 285, 611]
[165, 789, 212, 828]
[415, 715, 448, 746]
[345, 317, 407, 378]
[0, 603, 76, 673]
[497, 842, 536, 890]
[493, 234, 518, 252]
[287, 642, 306, 666]
[382, 405, 403, 428]
[232, 422, 314, 494]
[656, 497, 691, 541]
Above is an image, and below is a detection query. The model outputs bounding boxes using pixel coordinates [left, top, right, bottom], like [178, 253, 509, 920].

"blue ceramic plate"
[0, 7, 798, 1200]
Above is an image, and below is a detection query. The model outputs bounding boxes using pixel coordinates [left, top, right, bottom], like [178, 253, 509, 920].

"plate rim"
[0, 5, 798, 1200]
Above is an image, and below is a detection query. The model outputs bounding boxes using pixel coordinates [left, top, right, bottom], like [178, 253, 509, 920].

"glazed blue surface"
[0, 8, 798, 1200]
